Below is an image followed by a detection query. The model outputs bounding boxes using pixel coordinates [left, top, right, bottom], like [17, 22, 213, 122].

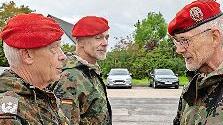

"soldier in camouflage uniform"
[53, 16, 112, 125]
[168, 0, 223, 125]
[0, 13, 69, 124]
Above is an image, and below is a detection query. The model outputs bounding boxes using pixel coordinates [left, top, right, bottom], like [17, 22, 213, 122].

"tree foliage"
[99, 12, 186, 79]
[134, 12, 167, 48]
[0, 1, 33, 29]
[0, 1, 33, 66]
[61, 43, 75, 55]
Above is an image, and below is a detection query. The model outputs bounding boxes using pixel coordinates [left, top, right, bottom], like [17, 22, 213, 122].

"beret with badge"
[0, 13, 64, 49]
[168, 0, 222, 36]
[72, 16, 109, 37]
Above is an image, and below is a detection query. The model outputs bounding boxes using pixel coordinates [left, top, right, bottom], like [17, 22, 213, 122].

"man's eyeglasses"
[172, 29, 211, 48]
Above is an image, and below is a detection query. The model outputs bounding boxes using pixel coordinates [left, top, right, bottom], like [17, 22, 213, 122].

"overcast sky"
[1, 0, 223, 49]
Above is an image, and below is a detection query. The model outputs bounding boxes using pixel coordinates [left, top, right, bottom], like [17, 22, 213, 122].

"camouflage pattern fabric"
[53, 55, 112, 125]
[174, 67, 223, 125]
[0, 69, 69, 125]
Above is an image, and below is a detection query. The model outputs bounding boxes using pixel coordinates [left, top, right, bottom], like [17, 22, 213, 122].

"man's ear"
[19, 49, 34, 65]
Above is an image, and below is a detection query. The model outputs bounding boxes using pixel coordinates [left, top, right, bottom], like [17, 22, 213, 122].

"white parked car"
[0, 67, 10, 75]
[106, 68, 132, 89]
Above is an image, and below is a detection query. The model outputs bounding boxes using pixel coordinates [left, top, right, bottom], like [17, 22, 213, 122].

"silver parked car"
[150, 69, 179, 89]
[0, 67, 9, 75]
[106, 68, 132, 89]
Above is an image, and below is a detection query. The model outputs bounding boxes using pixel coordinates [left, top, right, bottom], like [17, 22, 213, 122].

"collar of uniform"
[182, 73, 203, 106]
[199, 61, 223, 88]
[0, 69, 56, 99]
[183, 72, 223, 106]
[0, 69, 32, 95]
[182, 61, 223, 105]
[62, 55, 79, 70]
[73, 54, 101, 75]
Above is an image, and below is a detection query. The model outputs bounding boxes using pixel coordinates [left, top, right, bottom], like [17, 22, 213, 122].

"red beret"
[168, 0, 222, 36]
[0, 13, 64, 49]
[72, 16, 109, 37]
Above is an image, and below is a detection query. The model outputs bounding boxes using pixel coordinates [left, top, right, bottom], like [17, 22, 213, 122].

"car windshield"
[110, 70, 129, 75]
[155, 69, 175, 75]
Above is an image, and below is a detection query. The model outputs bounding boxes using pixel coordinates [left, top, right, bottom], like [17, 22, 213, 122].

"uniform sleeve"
[0, 114, 28, 125]
[173, 96, 183, 125]
[79, 76, 111, 125]
[54, 70, 90, 125]
[0, 91, 29, 125]
[55, 68, 110, 125]
[173, 93, 187, 125]
[59, 98, 80, 125]
[0, 119, 22, 125]
[80, 108, 109, 125]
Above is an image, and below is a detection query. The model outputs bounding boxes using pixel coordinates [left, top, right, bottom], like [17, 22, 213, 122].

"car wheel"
[149, 80, 153, 87]
[175, 85, 179, 89]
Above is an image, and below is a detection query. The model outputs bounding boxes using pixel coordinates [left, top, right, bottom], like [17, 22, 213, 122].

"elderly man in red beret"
[168, 0, 223, 125]
[52, 16, 112, 125]
[0, 13, 68, 124]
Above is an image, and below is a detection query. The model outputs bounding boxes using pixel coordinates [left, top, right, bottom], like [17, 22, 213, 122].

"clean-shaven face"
[81, 31, 109, 61]
[31, 41, 67, 83]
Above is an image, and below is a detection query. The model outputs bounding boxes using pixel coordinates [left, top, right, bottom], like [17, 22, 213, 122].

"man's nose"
[175, 45, 187, 55]
[101, 39, 108, 46]
[59, 51, 67, 61]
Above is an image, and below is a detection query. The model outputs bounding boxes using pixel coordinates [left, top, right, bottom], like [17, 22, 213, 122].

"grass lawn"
[132, 76, 189, 87]
[132, 79, 149, 86]
[179, 76, 189, 86]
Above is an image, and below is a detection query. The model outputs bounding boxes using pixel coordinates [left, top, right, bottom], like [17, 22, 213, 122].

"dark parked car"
[106, 68, 132, 89]
[150, 69, 179, 89]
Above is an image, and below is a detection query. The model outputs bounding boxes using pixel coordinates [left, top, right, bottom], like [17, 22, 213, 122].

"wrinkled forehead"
[48, 40, 62, 46]
[174, 25, 202, 38]
[94, 30, 109, 38]
[77, 30, 109, 40]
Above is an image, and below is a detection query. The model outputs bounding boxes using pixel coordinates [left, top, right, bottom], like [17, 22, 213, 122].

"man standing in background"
[53, 16, 112, 125]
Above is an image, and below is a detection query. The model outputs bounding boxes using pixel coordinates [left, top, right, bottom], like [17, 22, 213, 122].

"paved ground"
[107, 87, 183, 125]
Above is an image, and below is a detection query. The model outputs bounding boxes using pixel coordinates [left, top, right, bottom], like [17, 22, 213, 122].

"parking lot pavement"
[107, 86, 183, 98]
[107, 87, 182, 125]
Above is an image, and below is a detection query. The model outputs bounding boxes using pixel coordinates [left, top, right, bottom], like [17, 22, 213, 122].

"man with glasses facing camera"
[168, 0, 223, 125]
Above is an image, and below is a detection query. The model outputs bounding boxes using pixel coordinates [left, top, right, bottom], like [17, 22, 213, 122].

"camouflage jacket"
[0, 69, 69, 125]
[53, 55, 112, 125]
[174, 67, 223, 125]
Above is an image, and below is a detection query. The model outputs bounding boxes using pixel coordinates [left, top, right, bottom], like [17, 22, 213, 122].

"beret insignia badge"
[190, 7, 204, 22]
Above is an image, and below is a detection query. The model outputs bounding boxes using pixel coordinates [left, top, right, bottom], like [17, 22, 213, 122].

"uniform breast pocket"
[60, 99, 74, 120]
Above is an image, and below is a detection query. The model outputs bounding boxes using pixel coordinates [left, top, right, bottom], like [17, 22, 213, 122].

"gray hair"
[196, 15, 223, 42]
[199, 15, 223, 32]
[3, 42, 21, 66]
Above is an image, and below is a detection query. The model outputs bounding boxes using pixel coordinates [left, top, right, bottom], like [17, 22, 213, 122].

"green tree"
[134, 12, 167, 48]
[61, 43, 75, 55]
[0, 1, 33, 66]
[99, 12, 186, 79]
